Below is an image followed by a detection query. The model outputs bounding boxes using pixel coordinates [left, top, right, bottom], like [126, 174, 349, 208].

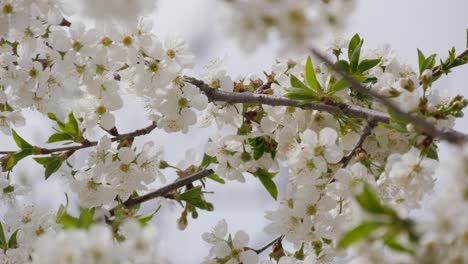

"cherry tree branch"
[0, 122, 157, 155]
[184, 77, 391, 123]
[109, 169, 214, 216]
[310, 48, 468, 144]
[184, 76, 468, 143]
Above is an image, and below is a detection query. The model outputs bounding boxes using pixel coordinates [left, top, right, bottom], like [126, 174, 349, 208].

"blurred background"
[2, 0, 467, 263]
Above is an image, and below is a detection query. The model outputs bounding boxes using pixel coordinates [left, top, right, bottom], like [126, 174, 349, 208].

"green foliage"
[180, 186, 212, 210]
[247, 136, 277, 160]
[47, 112, 83, 143]
[138, 205, 162, 226]
[338, 184, 418, 254]
[338, 221, 384, 248]
[1, 130, 40, 171]
[417, 49, 436, 74]
[34, 155, 64, 179]
[56, 204, 95, 230]
[251, 168, 278, 200]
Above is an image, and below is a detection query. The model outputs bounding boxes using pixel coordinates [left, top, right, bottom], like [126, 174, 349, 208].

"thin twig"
[245, 235, 284, 255]
[109, 169, 214, 216]
[340, 120, 377, 168]
[0, 122, 157, 155]
[310, 48, 468, 144]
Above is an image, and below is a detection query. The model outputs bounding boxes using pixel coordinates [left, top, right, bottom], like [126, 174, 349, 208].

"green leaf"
[335, 60, 350, 72]
[350, 40, 364, 72]
[47, 132, 74, 143]
[286, 88, 320, 102]
[207, 174, 225, 184]
[383, 237, 413, 254]
[78, 208, 95, 229]
[7, 229, 19, 249]
[180, 186, 209, 209]
[3, 149, 35, 171]
[305, 56, 321, 90]
[355, 184, 388, 214]
[417, 49, 426, 74]
[252, 168, 278, 200]
[0, 222, 6, 249]
[358, 58, 381, 73]
[290, 74, 311, 91]
[34, 155, 64, 179]
[338, 221, 383, 248]
[329, 75, 368, 95]
[11, 129, 32, 149]
[348, 34, 361, 61]
[248, 137, 265, 160]
[138, 205, 162, 226]
[199, 154, 218, 169]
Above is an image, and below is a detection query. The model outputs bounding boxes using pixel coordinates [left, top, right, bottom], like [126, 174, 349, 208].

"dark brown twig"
[109, 169, 214, 216]
[0, 122, 157, 155]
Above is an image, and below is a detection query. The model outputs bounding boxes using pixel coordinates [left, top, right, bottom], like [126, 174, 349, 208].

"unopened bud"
[355, 148, 367, 161]
[399, 77, 415, 92]
[406, 123, 415, 133]
[420, 69, 433, 89]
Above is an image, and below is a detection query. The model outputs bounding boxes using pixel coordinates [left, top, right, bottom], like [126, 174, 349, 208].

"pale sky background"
[1, 0, 467, 263]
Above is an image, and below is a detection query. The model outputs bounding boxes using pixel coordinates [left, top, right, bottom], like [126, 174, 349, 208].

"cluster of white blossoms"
[202, 219, 258, 264]
[1, 0, 468, 263]
[30, 220, 163, 264]
[68, 136, 163, 207]
[220, 0, 355, 52]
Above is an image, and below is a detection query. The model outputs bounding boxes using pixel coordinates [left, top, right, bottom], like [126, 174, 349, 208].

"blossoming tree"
[0, 0, 467, 263]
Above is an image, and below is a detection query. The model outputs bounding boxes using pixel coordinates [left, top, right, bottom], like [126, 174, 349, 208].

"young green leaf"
[417, 49, 426, 74]
[305, 56, 321, 91]
[138, 205, 162, 226]
[355, 184, 388, 214]
[357, 58, 381, 73]
[350, 40, 363, 72]
[11, 129, 33, 149]
[47, 132, 75, 143]
[329, 75, 367, 95]
[34, 155, 65, 179]
[290, 74, 311, 91]
[348, 34, 361, 61]
[207, 174, 225, 184]
[338, 221, 383, 248]
[0, 222, 6, 249]
[78, 208, 95, 229]
[180, 186, 209, 209]
[252, 168, 278, 200]
[7, 229, 19, 249]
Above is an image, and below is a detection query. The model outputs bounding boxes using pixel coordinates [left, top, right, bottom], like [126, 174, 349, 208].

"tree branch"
[184, 76, 391, 123]
[185, 75, 468, 143]
[0, 122, 157, 155]
[109, 169, 214, 216]
[310, 48, 468, 144]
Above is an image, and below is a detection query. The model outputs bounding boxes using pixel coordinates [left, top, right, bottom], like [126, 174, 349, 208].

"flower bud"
[399, 77, 415, 92]
[420, 69, 433, 89]
[406, 123, 415, 132]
